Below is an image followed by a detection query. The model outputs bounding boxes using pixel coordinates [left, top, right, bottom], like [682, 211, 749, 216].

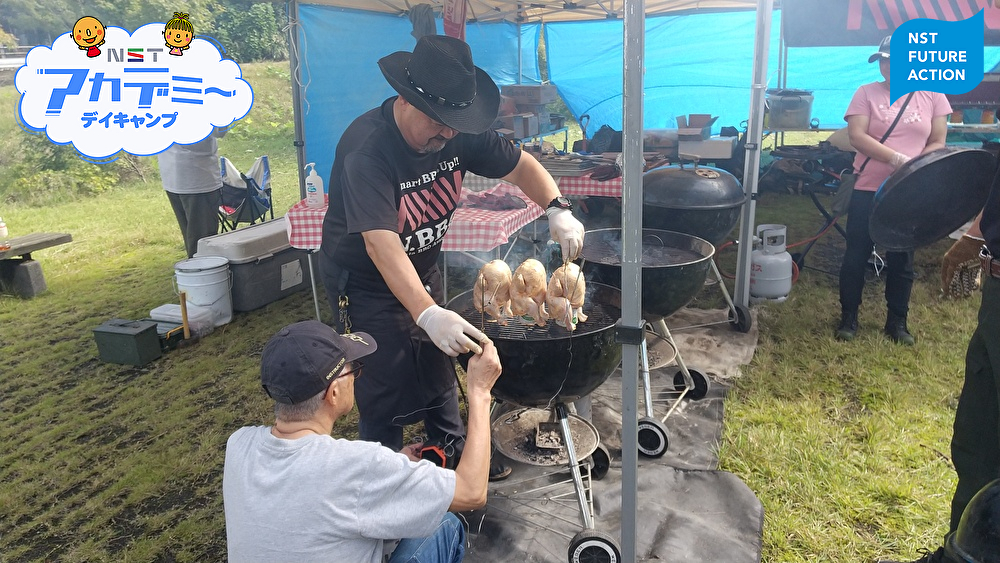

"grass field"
[0, 61, 983, 562]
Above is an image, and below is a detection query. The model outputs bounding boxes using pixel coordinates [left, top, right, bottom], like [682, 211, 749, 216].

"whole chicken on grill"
[546, 262, 588, 331]
[473, 260, 513, 325]
[509, 258, 549, 327]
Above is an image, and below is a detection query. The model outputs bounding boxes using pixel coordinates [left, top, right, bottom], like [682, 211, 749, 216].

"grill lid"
[870, 147, 995, 251]
[643, 164, 746, 211]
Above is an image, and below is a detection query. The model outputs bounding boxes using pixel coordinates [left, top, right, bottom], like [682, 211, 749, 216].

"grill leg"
[556, 403, 594, 530]
[640, 337, 655, 418]
[652, 318, 691, 422]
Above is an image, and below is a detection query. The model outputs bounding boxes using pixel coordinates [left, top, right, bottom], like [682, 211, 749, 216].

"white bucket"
[173, 256, 232, 327]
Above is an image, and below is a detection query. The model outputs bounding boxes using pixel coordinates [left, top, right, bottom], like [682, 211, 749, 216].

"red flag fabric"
[443, 0, 466, 41]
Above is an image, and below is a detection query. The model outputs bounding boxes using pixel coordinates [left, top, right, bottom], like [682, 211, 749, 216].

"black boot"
[835, 310, 858, 341]
[884, 311, 915, 345]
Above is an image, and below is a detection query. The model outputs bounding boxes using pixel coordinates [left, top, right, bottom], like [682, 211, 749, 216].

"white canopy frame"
[283, 1, 773, 558]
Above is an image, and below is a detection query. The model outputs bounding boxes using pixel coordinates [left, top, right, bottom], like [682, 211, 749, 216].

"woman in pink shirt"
[836, 35, 951, 345]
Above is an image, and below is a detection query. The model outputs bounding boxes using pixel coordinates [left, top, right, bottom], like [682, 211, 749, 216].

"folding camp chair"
[219, 155, 273, 232]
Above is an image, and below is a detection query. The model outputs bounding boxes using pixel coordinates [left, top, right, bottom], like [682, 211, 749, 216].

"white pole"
[620, 0, 645, 560]
[734, 0, 774, 307]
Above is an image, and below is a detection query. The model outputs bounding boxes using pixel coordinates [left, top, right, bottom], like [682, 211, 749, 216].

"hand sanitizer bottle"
[305, 163, 325, 208]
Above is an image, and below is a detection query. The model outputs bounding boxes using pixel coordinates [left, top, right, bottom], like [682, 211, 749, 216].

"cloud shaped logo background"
[15, 23, 253, 160]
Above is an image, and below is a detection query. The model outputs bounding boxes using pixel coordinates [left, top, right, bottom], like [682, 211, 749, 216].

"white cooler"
[195, 217, 310, 312]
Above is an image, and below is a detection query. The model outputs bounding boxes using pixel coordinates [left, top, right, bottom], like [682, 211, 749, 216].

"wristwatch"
[546, 196, 573, 211]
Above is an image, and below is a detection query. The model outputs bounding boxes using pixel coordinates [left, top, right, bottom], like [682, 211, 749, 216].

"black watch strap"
[547, 196, 572, 211]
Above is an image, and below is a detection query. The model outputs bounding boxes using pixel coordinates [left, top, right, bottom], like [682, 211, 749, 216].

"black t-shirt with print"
[319, 97, 522, 293]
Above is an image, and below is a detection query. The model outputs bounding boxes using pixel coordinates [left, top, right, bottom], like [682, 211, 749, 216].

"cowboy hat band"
[379, 35, 500, 134]
[406, 67, 475, 109]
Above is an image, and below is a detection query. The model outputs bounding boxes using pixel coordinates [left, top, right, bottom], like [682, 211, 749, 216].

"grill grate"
[452, 283, 620, 342]
[579, 236, 705, 267]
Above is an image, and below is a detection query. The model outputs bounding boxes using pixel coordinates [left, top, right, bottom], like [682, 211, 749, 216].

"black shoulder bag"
[831, 92, 915, 216]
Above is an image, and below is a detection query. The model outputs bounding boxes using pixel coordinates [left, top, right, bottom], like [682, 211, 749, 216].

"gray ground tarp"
[465, 308, 763, 562]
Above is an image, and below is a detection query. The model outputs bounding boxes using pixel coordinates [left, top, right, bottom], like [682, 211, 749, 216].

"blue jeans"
[388, 513, 465, 563]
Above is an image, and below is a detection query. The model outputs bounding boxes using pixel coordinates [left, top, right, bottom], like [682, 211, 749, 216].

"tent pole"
[287, 0, 322, 322]
[734, 0, 774, 308]
[777, 14, 785, 147]
[288, 0, 307, 202]
[517, 3, 523, 82]
[620, 0, 645, 561]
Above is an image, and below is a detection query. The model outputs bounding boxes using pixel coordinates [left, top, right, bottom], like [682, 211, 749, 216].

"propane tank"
[750, 224, 793, 303]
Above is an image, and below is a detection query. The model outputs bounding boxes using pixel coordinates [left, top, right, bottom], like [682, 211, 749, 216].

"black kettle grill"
[642, 162, 747, 247]
[640, 162, 752, 334]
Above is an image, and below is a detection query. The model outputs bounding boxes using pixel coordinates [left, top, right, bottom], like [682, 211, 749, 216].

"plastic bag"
[831, 171, 856, 216]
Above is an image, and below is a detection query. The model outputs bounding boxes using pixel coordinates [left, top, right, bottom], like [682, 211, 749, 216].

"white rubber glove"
[416, 305, 488, 357]
[546, 207, 585, 261]
[889, 151, 911, 170]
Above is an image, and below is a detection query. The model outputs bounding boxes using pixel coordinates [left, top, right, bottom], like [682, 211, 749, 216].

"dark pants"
[838, 189, 915, 318]
[321, 262, 465, 452]
[948, 275, 1000, 534]
[166, 189, 222, 258]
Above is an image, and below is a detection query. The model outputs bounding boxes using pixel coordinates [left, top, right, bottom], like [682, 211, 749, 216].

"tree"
[214, 2, 287, 63]
[0, 0, 77, 45]
[0, 0, 287, 62]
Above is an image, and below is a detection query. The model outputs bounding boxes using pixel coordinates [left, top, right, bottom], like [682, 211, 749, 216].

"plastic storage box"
[93, 319, 162, 366]
[195, 217, 309, 312]
[765, 89, 814, 130]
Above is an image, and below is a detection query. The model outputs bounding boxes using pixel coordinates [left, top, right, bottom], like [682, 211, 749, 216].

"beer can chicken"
[473, 259, 513, 325]
[510, 258, 549, 327]
[546, 262, 588, 331]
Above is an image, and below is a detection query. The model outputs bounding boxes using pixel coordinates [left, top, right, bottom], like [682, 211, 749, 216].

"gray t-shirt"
[223, 426, 456, 563]
[158, 128, 226, 195]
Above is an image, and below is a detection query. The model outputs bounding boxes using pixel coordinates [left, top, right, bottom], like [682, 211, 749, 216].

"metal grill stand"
[636, 318, 712, 458]
[489, 403, 621, 562]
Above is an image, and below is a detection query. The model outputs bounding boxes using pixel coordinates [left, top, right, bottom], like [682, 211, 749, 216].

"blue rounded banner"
[890, 10, 985, 104]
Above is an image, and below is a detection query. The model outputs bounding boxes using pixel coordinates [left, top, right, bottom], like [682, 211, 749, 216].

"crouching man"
[223, 321, 501, 562]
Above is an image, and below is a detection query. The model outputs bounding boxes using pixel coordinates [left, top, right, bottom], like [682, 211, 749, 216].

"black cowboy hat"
[379, 35, 500, 134]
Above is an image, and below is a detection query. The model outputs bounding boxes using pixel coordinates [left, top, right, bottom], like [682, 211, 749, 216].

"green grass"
[0, 62, 982, 561]
[719, 191, 977, 561]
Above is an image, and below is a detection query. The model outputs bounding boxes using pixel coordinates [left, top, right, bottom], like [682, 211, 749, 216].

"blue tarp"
[295, 6, 1000, 181]
[297, 6, 537, 178]
[547, 11, 1000, 132]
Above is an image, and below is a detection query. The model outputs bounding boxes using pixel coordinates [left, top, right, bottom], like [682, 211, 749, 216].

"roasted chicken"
[509, 258, 549, 327]
[473, 259, 513, 325]
[546, 262, 588, 331]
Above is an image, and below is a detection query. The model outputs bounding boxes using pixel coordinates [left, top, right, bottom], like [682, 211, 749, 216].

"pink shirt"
[844, 82, 951, 191]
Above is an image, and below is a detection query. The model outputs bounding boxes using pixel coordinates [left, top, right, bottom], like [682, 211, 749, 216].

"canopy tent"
[284, 1, 1000, 558]
[295, 0, 761, 22]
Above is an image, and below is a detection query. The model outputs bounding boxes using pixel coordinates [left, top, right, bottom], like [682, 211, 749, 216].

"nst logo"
[15, 23, 252, 161]
[890, 11, 984, 103]
[107, 47, 166, 63]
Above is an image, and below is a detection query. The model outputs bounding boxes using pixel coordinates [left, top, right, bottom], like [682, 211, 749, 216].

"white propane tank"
[750, 224, 793, 303]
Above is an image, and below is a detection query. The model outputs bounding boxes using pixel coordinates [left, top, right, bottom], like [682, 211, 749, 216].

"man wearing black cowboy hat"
[317, 35, 584, 474]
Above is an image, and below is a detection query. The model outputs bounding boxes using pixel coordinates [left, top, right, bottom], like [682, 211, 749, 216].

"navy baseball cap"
[869, 35, 891, 63]
[260, 321, 377, 405]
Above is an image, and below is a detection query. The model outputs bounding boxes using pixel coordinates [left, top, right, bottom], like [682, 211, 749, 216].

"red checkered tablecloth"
[442, 182, 543, 253]
[284, 186, 541, 253]
[286, 195, 329, 250]
[556, 175, 622, 198]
